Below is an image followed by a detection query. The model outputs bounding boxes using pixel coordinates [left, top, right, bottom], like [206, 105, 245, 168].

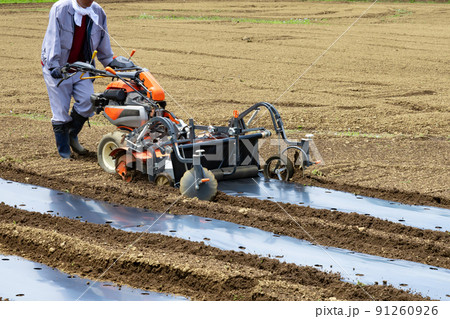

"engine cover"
[103, 105, 148, 129]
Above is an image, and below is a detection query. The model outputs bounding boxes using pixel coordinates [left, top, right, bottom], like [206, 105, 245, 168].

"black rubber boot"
[69, 110, 88, 155]
[52, 123, 71, 159]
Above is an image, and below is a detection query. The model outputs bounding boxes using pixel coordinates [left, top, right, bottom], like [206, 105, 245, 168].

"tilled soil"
[0, 203, 427, 301]
[0, 0, 448, 206]
[1, 163, 450, 271]
[0, 0, 449, 301]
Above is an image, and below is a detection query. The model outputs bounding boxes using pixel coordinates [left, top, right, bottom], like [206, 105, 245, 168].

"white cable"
[96, 23, 195, 120]
[274, 0, 379, 104]
[76, 3, 379, 301]
[251, 177, 376, 301]
[250, 0, 379, 127]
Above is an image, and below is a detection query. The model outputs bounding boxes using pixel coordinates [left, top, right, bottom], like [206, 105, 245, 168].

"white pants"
[43, 67, 95, 124]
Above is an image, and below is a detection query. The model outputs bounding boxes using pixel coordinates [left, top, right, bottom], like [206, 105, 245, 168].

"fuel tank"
[103, 105, 148, 129]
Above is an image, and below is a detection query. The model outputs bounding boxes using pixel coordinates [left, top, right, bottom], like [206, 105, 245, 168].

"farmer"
[41, 0, 126, 158]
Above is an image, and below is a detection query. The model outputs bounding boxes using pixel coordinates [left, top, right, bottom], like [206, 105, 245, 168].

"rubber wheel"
[97, 131, 127, 174]
[179, 167, 218, 201]
[263, 155, 294, 181]
[154, 173, 174, 187]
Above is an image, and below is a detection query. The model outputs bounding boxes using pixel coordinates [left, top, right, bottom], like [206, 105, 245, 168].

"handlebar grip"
[90, 50, 98, 64]
[129, 49, 136, 60]
[105, 66, 117, 75]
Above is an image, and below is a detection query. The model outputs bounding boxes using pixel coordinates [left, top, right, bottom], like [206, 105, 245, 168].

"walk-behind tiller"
[61, 53, 317, 200]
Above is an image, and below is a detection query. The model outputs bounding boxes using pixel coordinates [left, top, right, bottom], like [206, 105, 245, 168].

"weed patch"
[136, 14, 315, 25]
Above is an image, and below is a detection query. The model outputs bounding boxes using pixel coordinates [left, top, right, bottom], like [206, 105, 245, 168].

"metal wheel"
[97, 131, 127, 174]
[263, 155, 294, 181]
[115, 153, 135, 183]
[179, 167, 218, 201]
[293, 150, 305, 170]
[154, 173, 174, 187]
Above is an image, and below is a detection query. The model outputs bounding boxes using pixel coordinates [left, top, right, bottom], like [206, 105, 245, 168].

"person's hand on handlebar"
[50, 67, 63, 79]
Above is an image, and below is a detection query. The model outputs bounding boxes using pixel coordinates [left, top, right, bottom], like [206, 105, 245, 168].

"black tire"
[97, 131, 127, 174]
[263, 155, 294, 181]
[179, 167, 218, 201]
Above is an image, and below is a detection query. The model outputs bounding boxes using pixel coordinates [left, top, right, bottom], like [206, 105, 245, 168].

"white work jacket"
[41, 0, 114, 70]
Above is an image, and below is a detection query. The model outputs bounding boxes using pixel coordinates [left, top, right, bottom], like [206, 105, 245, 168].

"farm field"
[0, 0, 449, 301]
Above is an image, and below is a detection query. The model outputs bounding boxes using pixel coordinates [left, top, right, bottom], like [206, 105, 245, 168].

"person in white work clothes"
[41, 0, 126, 158]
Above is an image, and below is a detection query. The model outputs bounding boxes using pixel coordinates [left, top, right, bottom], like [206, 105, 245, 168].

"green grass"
[390, 8, 413, 17]
[0, 155, 23, 164]
[311, 169, 324, 177]
[310, 0, 448, 2]
[333, 131, 391, 138]
[5, 7, 49, 11]
[0, 112, 50, 121]
[136, 14, 314, 25]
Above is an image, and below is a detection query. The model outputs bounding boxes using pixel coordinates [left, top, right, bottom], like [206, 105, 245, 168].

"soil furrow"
[0, 203, 427, 301]
[1, 164, 449, 270]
